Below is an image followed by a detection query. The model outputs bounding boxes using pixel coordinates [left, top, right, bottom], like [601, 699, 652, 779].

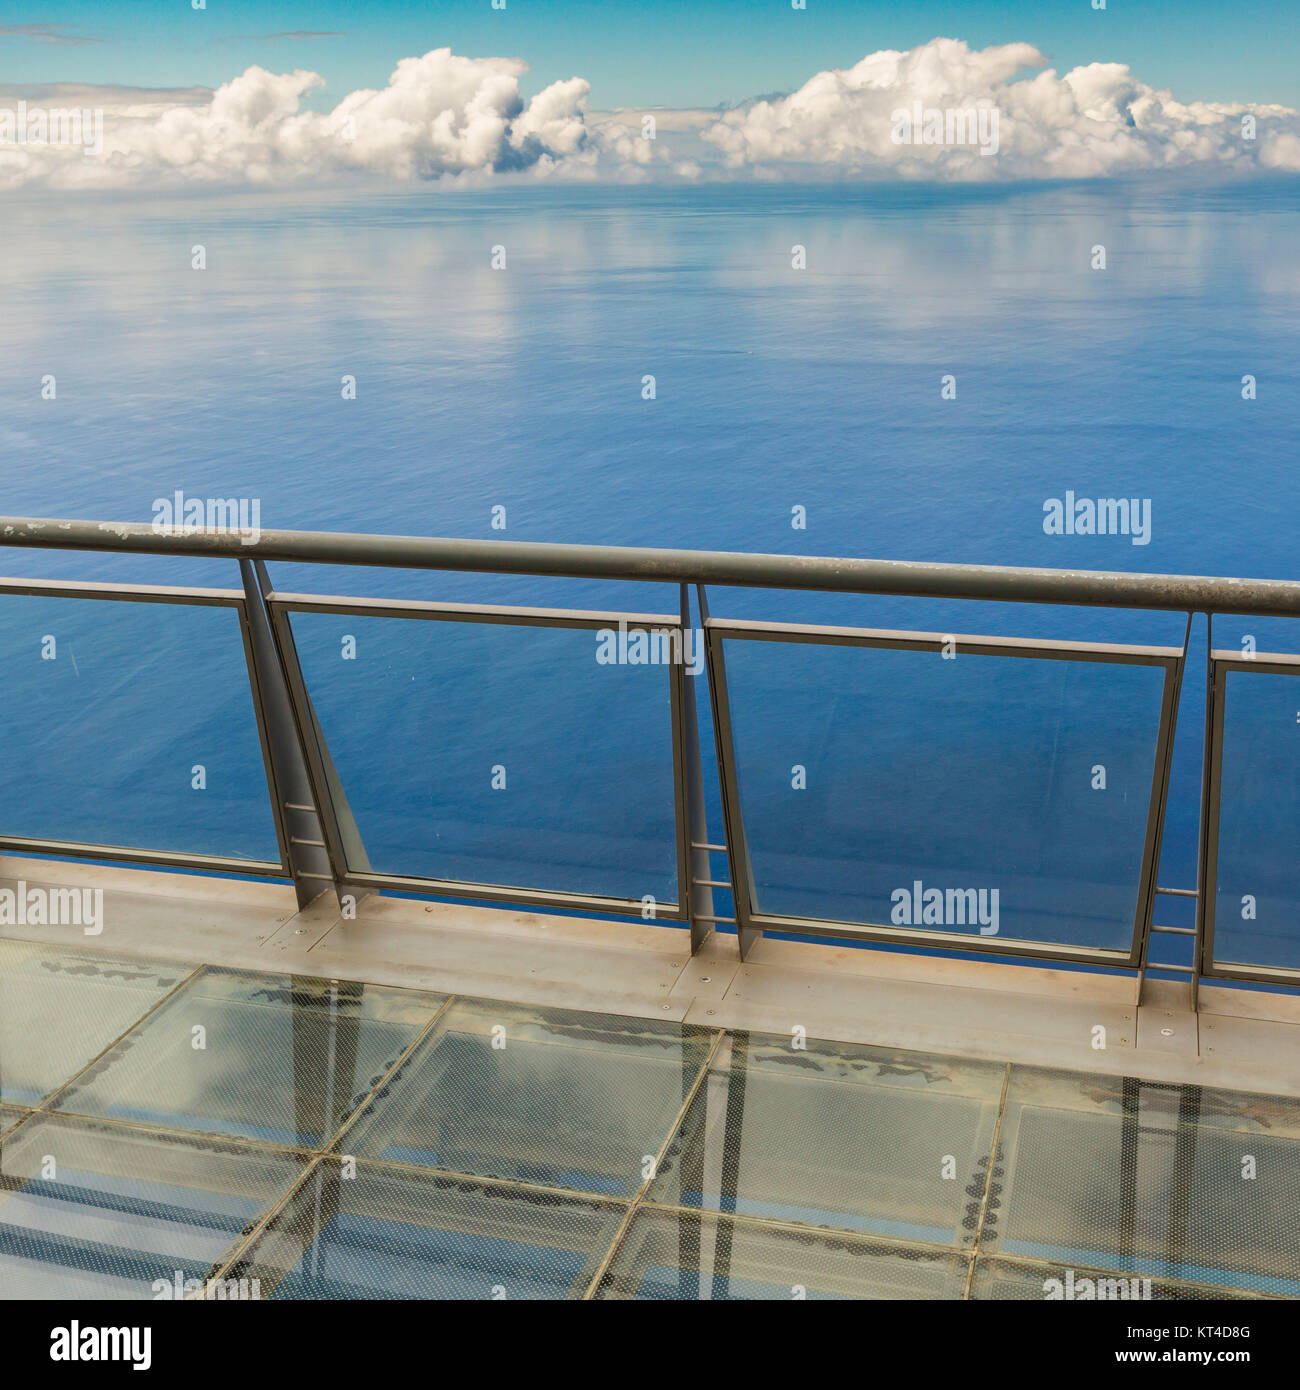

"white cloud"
[703, 38, 1300, 179]
[1, 39, 1296, 191]
[0, 48, 597, 189]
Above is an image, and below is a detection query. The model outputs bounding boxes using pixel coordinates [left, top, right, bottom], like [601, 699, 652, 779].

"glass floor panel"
[986, 1068, 1300, 1297]
[50, 968, 444, 1148]
[969, 1256, 1266, 1301]
[338, 997, 718, 1198]
[646, 1030, 1005, 1244]
[2, 934, 1300, 1299]
[0, 940, 194, 1106]
[0, 1113, 306, 1300]
[230, 1158, 628, 1300]
[594, 1208, 972, 1300]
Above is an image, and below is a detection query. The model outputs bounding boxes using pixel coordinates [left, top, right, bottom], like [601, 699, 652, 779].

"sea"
[2, 178, 1298, 972]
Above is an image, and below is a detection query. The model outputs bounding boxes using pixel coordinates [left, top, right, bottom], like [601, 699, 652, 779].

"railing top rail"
[4, 515, 1300, 617]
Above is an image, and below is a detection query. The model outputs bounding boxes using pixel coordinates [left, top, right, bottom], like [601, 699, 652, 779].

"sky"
[2, 2, 1299, 190]
[2, 0, 1298, 111]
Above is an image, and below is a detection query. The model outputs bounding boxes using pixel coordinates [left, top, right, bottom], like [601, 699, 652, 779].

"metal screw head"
[1160, 1028, 1174, 1037]
[700, 976, 711, 982]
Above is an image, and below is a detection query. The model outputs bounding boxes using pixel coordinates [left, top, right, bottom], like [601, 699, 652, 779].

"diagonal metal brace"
[238, 558, 344, 911]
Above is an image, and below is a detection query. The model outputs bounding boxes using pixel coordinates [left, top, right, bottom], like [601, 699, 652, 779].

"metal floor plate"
[0, 936, 1297, 1299]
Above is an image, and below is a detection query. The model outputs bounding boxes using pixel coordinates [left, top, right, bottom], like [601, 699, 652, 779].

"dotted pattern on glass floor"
[1, 937, 1297, 1299]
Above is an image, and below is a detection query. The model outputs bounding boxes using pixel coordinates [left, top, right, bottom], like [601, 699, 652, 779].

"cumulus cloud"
[0, 47, 596, 190]
[0, 38, 1297, 191]
[586, 107, 716, 178]
[704, 38, 1300, 179]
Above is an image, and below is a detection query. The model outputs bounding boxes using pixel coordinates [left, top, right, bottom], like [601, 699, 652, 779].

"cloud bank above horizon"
[3, 37, 1298, 191]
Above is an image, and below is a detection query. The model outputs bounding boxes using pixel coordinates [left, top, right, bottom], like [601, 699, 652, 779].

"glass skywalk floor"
[0, 935, 1297, 1300]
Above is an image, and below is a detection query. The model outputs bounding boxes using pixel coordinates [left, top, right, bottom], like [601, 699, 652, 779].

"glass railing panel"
[1212, 665, 1300, 973]
[0, 594, 279, 863]
[719, 635, 1170, 953]
[287, 610, 680, 907]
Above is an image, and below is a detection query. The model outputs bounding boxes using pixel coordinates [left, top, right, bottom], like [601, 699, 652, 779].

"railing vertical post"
[238, 559, 344, 910]
[681, 585, 715, 955]
[1194, 618, 1221, 1011]
[1136, 613, 1194, 1004]
[698, 585, 762, 961]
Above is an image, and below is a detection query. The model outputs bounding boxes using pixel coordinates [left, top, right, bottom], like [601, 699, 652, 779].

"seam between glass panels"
[31, 962, 209, 1114]
[581, 1027, 727, 1300]
[199, 993, 460, 1292]
[15, 1104, 319, 1159]
[326, 1152, 637, 1205]
[962, 1062, 1013, 1300]
[320, 992, 458, 1157]
[636, 1197, 978, 1256]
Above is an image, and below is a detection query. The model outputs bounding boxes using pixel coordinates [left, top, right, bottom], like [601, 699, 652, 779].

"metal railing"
[3, 516, 1300, 998]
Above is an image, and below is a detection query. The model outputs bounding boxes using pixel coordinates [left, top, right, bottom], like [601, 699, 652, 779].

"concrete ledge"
[4, 856, 1300, 1102]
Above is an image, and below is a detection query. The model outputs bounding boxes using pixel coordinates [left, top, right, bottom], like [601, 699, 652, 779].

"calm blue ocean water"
[3, 181, 1298, 969]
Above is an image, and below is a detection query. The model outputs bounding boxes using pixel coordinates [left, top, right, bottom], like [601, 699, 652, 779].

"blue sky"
[2, 0, 1297, 109]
